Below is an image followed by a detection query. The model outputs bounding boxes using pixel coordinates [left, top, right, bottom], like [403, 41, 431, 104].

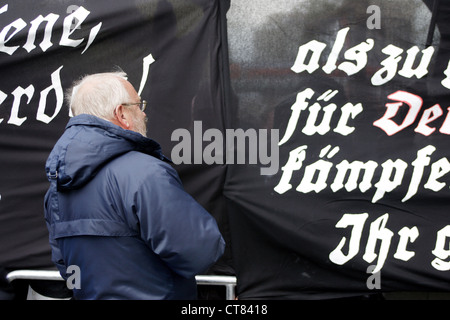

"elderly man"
[44, 72, 225, 300]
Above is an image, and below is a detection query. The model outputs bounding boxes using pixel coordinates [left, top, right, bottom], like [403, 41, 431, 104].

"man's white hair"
[67, 71, 130, 121]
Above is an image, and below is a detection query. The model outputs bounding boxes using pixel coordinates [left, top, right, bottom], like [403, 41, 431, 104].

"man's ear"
[113, 105, 130, 129]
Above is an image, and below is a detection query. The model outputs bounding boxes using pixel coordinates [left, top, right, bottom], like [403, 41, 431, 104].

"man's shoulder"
[101, 151, 182, 193]
[107, 151, 176, 176]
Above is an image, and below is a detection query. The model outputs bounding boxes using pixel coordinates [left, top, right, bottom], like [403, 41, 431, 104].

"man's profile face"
[122, 80, 148, 137]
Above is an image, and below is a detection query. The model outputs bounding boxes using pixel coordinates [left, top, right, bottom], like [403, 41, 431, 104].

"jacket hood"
[46, 114, 169, 191]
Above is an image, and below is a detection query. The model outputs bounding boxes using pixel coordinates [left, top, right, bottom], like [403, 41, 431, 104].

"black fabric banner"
[225, 0, 450, 298]
[0, 0, 232, 276]
[2, 0, 450, 300]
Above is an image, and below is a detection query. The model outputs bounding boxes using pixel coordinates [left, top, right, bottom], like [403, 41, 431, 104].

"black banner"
[2, 0, 450, 300]
[225, 0, 450, 298]
[0, 0, 232, 276]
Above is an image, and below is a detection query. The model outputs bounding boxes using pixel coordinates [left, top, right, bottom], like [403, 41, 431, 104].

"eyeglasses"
[122, 100, 147, 112]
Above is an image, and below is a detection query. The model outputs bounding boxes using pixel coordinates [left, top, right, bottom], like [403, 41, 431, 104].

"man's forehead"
[122, 79, 139, 98]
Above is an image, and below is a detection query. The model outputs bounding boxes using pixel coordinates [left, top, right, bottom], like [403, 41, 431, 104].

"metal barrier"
[6, 270, 237, 300]
[195, 275, 237, 300]
[6, 270, 64, 282]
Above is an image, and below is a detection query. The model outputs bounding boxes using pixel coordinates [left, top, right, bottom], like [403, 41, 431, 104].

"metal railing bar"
[6, 270, 237, 300]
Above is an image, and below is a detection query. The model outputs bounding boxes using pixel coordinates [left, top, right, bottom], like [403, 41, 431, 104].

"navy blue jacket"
[44, 115, 225, 300]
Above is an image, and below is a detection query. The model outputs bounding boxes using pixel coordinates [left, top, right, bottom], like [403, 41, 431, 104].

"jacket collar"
[66, 114, 170, 162]
[46, 114, 171, 191]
